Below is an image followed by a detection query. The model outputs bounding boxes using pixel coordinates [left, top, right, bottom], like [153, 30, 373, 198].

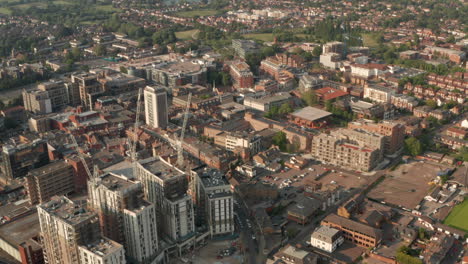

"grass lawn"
[175, 29, 199, 40]
[174, 9, 218, 18]
[0, 7, 12, 14]
[443, 198, 468, 232]
[242, 33, 275, 42]
[95, 4, 120, 12]
[361, 33, 381, 48]
[14, 2, 47, 9]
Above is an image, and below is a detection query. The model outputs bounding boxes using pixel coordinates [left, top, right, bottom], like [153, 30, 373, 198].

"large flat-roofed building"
[37, 196, 101, 264]
[289, 106, 332, 129]
[71, 73, 104, 110]
[287, 196, 322, 225]
[98, 70, 145, 95]
[144, 86, 168, 129]
[148, 60, 207, 89]
[321, 213, 382, 248]
[78, 237, 126, 264]
[243, 93, 292, 112]
[310, 226, 343, 253]
[37, 79, 71, 110]
[2, 140, 49, 180]
[191, 166, 234, 237]
[25, 161, 75, 205]
[311, 129, 384, 172]
[0, 212, 43, 264]
[363, 84, 394, 104]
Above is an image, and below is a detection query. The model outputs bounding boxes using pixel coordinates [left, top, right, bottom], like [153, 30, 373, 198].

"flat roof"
[138, 157, 184, 180]
[29, 160, 70, 178]
[0, 213, 40, 247]
[291, 106, 332, 122]
[79, 237, 123, 256]
[95, 172, 139, 192]
[38, 196, 96, 226]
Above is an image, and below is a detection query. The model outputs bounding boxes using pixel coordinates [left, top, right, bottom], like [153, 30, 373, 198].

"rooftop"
[194, 166, 230, 188]
[28, 160, 70, 178]
[0, 212, 40, 247]
[94, 172, 139, 192]
[322, 213, 382, 239]
[79, 237, 123, 256]
[291, 106, 332, 122]
[38, 196, 96, 226]
[138, 157, 184, 180]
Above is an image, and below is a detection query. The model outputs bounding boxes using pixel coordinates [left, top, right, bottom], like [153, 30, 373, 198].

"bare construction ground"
[367, 161, 443, 210]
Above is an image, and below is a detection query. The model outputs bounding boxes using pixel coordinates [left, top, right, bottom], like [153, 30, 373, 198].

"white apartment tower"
[123, 200, 162, 264]
[144, 86, 168, 129]
[162, 195, 196, 242]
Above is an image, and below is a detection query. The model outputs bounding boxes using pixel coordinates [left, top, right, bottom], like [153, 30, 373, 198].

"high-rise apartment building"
[22, 89, 52, 114]
[71, 73, 104, 110]
[144, 86, 168, 129]
[37, 196, 101, 264]
[191, 166, 234, 237]
[78, 238, 126, 264]
[87, 172, 162, 263]
[161, 194, 195, 243]
[26, 160, 75, 205]
[123, 199, 162, 263]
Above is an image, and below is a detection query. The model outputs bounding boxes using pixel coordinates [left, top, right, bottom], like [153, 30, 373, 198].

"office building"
[78, 238, 126, 264]
[71, 73, 104, 110]
[37, 196, 100, 264]
[348, 120, 405, 155]
[25, 161, 75, 205]
[321, 213, 382, 248]
[144, 86, 168, 129]
[2, 140, 49, 180]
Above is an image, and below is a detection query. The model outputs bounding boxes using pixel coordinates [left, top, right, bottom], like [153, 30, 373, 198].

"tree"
[418, 228, 426, 240]
[278, 103, 293, 115]
[120, 66, 128, 74]
[302, 90, 318, 106]
[312, 46, 322, 57]
[272, 131, 287, 151]
[425, 99, 437, 109]
[93, 44, 107, 56]
[325, 100, 333, 112]
[3, 117, 17, 129]
[405, 137, 423, 157]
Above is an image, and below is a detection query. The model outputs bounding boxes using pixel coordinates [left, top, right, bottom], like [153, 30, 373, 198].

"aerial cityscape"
[0, 0, 466, 263]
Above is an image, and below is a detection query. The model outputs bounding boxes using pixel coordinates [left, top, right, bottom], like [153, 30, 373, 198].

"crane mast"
[69, 134, 93, 179]
[177, 93, 192, 168]
[131, 88, 143, 162]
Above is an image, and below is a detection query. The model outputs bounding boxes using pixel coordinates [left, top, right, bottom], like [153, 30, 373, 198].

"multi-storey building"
[37, 79, 70, 110]
[25, 161, 75, 205]
[364, 84, 395, 104]
[311, 129, 384, 172]
[321, 213, 382, 248]
[2, 139, 49, 180]
[144, 86, 168, 129]
[229, 61, 254, 89]
[161, 194, 195, 243]
[191, 166, 234, 237]
[348, 120, 405, 155]
[243, 93, 292, 112]
[88, 172, 163, 264]
[232, 39, 259, 58]
[78, 238, 126, 264]
[37, 196, 101, 264]
[390, 94, 419, 111]
[322, 41, 345, 55]
[71, 73, 104, 110]
[87, 172, 142, 243]
[213, 131, 262, 156]
[22, 89, 52, 114]
[123, 199, 162, 264]
[98, 70, 146, 95]
[148, 60, 207, 89]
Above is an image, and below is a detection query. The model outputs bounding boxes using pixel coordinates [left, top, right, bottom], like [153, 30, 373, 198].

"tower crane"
[130, 88, 143, 163]
[69, 134, 93, 179]
[177, 92, 192, 168]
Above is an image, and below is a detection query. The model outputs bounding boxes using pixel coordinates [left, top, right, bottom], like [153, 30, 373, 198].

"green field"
[443, 198, 468, 232]
[174, 9, 218, 18]
[242, 33, 275, 42]
[95, 4, 119, 12]
[175, 29, 199, 40]
[361, 33, 381, 48]
[0, 7, 12, 14]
